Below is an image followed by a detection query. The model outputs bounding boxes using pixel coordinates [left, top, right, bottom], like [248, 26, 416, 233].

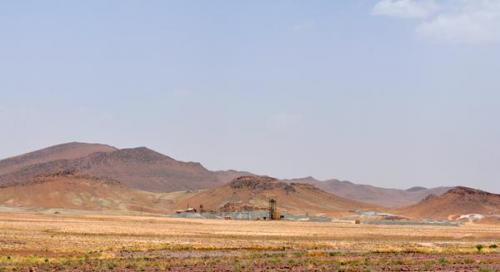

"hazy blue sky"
[1, 1, 499, 192]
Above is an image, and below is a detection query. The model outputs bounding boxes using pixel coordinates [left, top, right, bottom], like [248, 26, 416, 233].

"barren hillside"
[2, 142, 487, 214]
[0, 145, 249, 192]
[284, 177, 451, 208]
[0, 172, 191, 213]
[398, 186, 500, 219]
[176, 176, 377, 216]
[0, 142, 117, 176]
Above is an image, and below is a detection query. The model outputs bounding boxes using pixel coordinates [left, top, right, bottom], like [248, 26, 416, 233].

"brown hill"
[0, 145, 250, 192]
[0, 142, 117, 176]
[176, 176, 376, 216]
[398, 186, 500, 220]
[0, 142, 459, 208]
[0, 174, 376, 216]
[284, 177, 451, 208]
[0, 172, 188, 214]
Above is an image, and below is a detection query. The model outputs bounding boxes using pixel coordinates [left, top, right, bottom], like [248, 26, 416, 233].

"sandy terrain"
[0, 211, 498, 271]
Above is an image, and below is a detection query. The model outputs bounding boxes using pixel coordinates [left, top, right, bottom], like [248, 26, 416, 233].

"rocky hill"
[176, 176, 377, 216]
[0, 172, 186, 213]
[0, 143, 250, 192]
[0, 142, 116, 176]
[398, 186, 500, 219]
[0, 173, 379, 217]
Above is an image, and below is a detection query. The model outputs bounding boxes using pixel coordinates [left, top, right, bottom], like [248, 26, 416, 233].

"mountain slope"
[0, 145, 250, 192]
[176, 176, 377, 216]
[0, 142, 117, 176]
[284, 177, 451, 208]
[398, 186, 500, 219]
[0, 173, 189, 213]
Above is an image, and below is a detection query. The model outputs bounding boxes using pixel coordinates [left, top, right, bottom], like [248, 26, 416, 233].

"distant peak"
[0, 142, 117, 165]
[286, 176, 319, 182]
[230, 176, 295, 192]
[60, 141, 90, 146]
[406, 186, 428, 192]
[302, 176, 316, 180]
[447, 186, 491, 196]
[301, 176, 320, 181]
[49, 142, 117, 150]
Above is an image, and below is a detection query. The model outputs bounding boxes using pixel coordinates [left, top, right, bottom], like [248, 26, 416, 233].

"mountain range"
[283, 177, 451, 207]
[0, 142, 249, 192]
[0, 142, 498, 221]
[0, 142, 450, 207]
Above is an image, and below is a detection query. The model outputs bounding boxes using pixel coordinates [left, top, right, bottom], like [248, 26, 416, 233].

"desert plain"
[0, 211, 498, 271]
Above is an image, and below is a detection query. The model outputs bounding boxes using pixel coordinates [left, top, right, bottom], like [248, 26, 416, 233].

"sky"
[1, 0, 499, 192]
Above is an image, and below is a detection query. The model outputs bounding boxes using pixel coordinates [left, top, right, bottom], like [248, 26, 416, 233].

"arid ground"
[0, 211, 498, 271]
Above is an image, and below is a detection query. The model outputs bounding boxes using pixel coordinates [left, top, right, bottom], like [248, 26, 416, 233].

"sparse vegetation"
[477, 244, 485, 252]
[0, 211, 498, 271]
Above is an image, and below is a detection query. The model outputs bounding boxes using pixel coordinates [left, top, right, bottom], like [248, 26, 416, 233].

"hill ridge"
[0, 142, 117, 176]
[176, 175, 377, 216]
[0, 144, 247, 192]
[283, 177, 451, 208]
[399, 186, 500, 219]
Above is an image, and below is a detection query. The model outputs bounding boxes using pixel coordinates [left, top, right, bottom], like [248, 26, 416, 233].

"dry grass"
[0, 211, 498, 271]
